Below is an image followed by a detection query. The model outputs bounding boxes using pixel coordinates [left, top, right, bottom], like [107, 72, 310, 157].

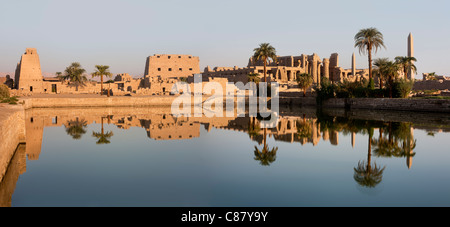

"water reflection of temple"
[22, 108, 416, 167]
[23, 108, 242, 160]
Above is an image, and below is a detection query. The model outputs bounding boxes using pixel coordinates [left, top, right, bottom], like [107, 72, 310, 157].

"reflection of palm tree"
[253, 128, 278, 166]
[354, 127, 385, 188]
[372, 123, 417, 169]
[296, 115, 312, 139]
[65, 118, 88, 140]
[248, 117, 260, 138]
[92, 116, 114, 145]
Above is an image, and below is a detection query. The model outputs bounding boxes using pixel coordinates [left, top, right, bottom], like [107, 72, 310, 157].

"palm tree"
[296, 73, 314, 97]
[92, 65, 113, 96]
[426, 72, 438, 80]
[252, 43, 277, 83]
[384, 60, 400, 98]
[395, 56, 417, 80]
[92, 116, 114, 144]
[247, 73, 261, 84]
[354, 28, 386, 89]
[64, 118, 88, 140]
[373, 58, 390, 89]
[55, 71, 62, 79]
[63, 62, 87, 91]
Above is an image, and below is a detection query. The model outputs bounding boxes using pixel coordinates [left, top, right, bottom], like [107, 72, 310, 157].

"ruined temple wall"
[413, 80, 450, 91]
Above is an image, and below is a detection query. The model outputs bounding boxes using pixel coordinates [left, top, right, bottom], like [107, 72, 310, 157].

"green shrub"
[316, 79, 389, 103]
[368, 78, 375, 90]
[316, 80, 337, 104]
[369, 89, 388, 98]
[392, 79, 414, 98]
[0, 84, 10, 99]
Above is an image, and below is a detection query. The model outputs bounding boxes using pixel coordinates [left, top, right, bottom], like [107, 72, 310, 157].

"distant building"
[14, 48, 44, 92]
[144, 54, 200, 79]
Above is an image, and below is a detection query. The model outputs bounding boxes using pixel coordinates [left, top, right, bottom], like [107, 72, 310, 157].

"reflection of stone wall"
[0, 144, 26, 207]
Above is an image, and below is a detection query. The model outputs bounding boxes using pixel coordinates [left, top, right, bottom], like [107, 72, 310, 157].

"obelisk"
[352, 53, 356, 79]
[407, 33, 414, 79]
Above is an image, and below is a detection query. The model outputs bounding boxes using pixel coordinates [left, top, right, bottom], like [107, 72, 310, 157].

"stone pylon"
[14, 48, 44, 92]
[408, 33, 414, 79]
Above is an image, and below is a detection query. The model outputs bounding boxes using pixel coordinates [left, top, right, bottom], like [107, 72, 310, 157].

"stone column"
[308, 54, 320, 84]
[329, 53, 339, 82]
[323, 58, 330, 81]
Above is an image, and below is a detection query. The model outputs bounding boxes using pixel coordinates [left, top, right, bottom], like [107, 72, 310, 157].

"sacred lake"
[1, 106, 450, 207]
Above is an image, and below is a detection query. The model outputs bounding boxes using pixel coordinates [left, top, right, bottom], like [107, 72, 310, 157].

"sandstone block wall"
[0, 105, 25, 183]
[413, 80, 450, 91]
[144, 54, 200, 79]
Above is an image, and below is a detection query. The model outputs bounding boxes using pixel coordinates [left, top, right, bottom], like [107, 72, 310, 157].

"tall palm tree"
[92, 116, 114, 144]
[252, 43, 277, 83]
[354, 28, 386, 88]
[92, 65, 112, 96]
[296, 73, 314, 97]
[63, 62, 87, 91]
[394, 56, 417, 80]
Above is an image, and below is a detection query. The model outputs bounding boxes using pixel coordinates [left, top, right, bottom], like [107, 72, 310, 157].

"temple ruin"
[201, 52, 369, 85]
[10, 49, 202, 96]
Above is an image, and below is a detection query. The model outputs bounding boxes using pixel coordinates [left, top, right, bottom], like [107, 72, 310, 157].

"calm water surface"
[4, 107, 450, 207]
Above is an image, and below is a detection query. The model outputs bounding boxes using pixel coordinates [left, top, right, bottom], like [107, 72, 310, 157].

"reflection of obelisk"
[407, 126, 415, 169]
[407, 33, 414, 79]
[351, 132, 356, 148]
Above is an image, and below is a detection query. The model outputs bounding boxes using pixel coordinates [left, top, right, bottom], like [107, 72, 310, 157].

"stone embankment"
[278, 97, 450, 113]
[0, 105, 25, 183]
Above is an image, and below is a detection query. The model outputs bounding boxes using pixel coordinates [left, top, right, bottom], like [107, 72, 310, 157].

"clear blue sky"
[1, 0, 449, 78]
